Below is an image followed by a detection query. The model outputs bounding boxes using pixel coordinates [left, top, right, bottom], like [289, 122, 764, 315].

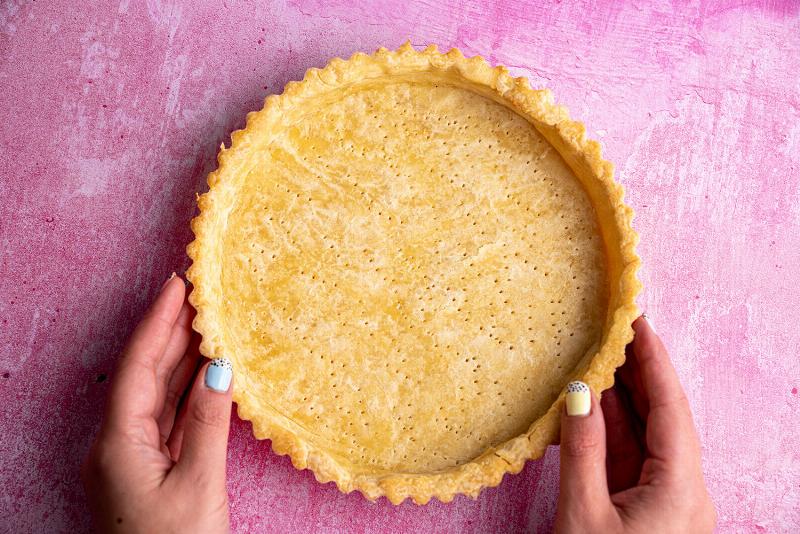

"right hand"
[554, 316, 716, 533]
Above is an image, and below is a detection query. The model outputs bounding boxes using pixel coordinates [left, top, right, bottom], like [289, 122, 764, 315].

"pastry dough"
[187, 43, 641, 504]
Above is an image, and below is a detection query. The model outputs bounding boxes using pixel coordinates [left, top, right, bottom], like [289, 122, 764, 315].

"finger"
[166, 389, 189, 461]
[157, 331, 203, 445]
[152, 279, 196, 438]
[618, 343, 649, 424]
[632, 316, 686, 407]
[601, 385, 644, 493]
[105, 274, 185, 426]
[558, 382, 612, 520]
[613, 363, 646, 444]
[631, 316, 701, 472]
[155, 297, 195, 403]
[155, 279, 195, 383]
[165, 353, 203, 460]
[169, 359, 233, 488]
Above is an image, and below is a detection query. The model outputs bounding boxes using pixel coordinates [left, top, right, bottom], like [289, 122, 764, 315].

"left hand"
[82, 274, 234, 533]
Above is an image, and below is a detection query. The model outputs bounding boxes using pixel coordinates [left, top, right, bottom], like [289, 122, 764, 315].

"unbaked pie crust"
[187, 43, 641, 504]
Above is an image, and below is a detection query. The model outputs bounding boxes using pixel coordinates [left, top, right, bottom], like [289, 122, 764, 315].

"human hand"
[82, 274, 234, 533]
[555, 316, 716, 533]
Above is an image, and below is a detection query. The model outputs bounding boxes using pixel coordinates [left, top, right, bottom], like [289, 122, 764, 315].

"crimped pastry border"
[186, 42, 642, 505]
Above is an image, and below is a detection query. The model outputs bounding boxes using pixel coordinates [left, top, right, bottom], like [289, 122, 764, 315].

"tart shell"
[187, 42, 641, 505]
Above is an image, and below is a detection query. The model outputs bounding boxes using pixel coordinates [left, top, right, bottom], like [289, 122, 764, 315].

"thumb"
[172, 357, 233, 487]
[557, 381, 612, 525]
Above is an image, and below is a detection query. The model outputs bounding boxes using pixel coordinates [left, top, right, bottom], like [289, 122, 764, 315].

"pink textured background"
[1, 1, 799, 532]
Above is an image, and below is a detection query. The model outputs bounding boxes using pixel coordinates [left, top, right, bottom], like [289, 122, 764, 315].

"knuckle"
[189, 397, 227, 429]
[142, 311, 175, 332]
[649, 392, 689, 412]
[562, 433, 603, 459]
[555, 507, 620, 534]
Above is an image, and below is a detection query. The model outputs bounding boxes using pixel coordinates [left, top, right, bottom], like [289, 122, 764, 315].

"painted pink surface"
[1, 1, 798, 532]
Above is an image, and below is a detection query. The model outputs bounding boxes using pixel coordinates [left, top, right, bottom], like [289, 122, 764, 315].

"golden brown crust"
[186, 42, 641, 505]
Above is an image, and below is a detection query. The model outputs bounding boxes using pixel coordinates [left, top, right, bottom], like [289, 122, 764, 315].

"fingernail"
[205, 358, 232, 393]
[565, 381, 591, 416]
[642, 313, 656, 332]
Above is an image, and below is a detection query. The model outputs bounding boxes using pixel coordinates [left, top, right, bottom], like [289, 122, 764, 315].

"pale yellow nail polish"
[565, 381, 591, 416]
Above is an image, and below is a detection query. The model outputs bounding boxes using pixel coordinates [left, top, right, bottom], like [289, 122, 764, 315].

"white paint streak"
[69, 157, 116, 197]
[164, 54, 188, 118]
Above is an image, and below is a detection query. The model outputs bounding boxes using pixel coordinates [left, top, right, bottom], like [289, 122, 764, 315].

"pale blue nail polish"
[206, 358, 232, 392]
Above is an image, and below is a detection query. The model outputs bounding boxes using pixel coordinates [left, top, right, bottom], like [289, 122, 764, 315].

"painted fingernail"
[565, 381, 591, 416]
[642, 313, 656, 332]
[205, 358, 232, 393]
